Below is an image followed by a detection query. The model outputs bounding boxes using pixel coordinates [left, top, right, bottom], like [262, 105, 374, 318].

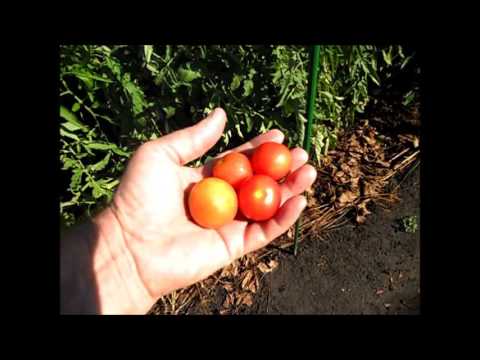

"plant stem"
[293, 45, 321, 256]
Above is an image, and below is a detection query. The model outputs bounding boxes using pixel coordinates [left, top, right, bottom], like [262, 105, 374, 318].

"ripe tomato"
[250, 142, 292, 180]
[188, 177, 238, 229]
[212, 152, 253, 190]
[238, 175, 281, 221]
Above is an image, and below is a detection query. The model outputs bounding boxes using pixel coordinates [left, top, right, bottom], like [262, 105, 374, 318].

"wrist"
[90, 207, 155, 314]
[60, 207, 154, 314]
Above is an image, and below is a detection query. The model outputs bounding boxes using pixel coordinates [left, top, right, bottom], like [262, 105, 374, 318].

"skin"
[60, 108, 317, 314]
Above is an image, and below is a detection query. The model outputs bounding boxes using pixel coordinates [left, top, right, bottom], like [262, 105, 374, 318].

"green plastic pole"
[293, 45, 321, 256]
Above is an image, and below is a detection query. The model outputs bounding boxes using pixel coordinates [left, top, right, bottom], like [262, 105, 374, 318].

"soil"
[187, 162, 420, 315]
[242, 165, 420, 315]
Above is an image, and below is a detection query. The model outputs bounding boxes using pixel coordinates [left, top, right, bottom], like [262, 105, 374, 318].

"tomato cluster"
[188, 142, 292, 229]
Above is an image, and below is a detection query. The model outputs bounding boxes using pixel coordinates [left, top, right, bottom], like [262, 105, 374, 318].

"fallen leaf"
[357, 199, 372, 217]
[334, 170, 345, 179]
[223, 294, 232, 308]
[241, 271, 253, 289]
[257, 262, 270, 273]
[242, 293, 253, 307]
[219, 309, 229, 315]
[268, 259, 279, 271]
[220, 263, 233, 278]
[223, 283, 233, 292]
[340, 163, 351, 173]
[376, 289, 385, 296]
[287, 227, 294, 239]
[413, 136, 419, 148]
[231, 261, 239, 277]
[307, 195, 318, 208]
[356, 214, 367, 224]
[362, 181, 377, 197]
[347, 158, 358, 167]
[236, 292, 247, 306]
[350, 176, 360, 189]
[227, 293, 235, 307]
[338, 190, 358, 205]
[376, 159, 391, 168]
[247, 278, 257, 293]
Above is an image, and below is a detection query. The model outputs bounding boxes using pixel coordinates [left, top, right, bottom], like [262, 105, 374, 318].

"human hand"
[64, 108, 317, 314]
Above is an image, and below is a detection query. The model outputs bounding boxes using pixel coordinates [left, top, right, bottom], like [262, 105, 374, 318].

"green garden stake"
[293, 45, 321, 256]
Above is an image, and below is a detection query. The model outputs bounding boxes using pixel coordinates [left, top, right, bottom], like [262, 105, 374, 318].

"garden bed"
[148, 98, 421, 315]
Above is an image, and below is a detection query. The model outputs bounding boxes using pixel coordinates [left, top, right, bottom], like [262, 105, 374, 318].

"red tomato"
[188, 178, 238, 229]
[238, 175, 281, 221]
[212, 152, 253, 190]
[250, 142, 292, 180]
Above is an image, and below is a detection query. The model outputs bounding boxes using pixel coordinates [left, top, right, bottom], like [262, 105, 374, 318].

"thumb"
[154, 108, 227, 165]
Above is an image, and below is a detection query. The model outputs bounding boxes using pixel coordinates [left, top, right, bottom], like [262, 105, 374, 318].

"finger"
[280, 164, 317, 204]
[152, 107, 227, 165]
[289, 147, 309, 173]
[225, 129, 284, 157]
[200, 129, 284, 176]
[243, 195, 307, 255]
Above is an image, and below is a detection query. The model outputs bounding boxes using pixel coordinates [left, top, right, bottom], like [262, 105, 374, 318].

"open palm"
[110, 108, 317, 307]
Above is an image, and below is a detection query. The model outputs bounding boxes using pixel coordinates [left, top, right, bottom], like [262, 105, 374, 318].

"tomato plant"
[251, 142, 292, 180]
[212, 152, 253, 190]
[188, 177, 238, 229]
[238, 175, 281, 221]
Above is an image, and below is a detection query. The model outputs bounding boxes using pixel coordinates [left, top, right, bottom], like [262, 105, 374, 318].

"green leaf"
[382, 49, 392, 65]
[204, 155, 215, 165]
[144, 45, 153, 64]
[122, 78, 146, 115]
[71, 103, 81, 112]
[91, 182, 105, 199]
[66, 66, 114, 83]
[230, 74, 242, 91]
[112, 146, 131, 157]
[85, 142, 130, 157]
[400, 55, 412, 70]
[61, 122, 82, 132]
[245, 114, 253, 133]
[243, 79, 254, 97]
[235, 123, 244, 139]
[62, 157, 77, 170]
[320, 91, 334, 101]
[60, 128, 80, 141]
[104, 179, 120, 190]
[85, 142, 115, 151]
[60, 105, 86, 130]
[178, 66, 201, 83]
[70, 169, 83, 192]
[90, 152, 111, 172]
[146, 63, 159, 74]
[164, 106, 176, 119]
[369, 73, 380, 86]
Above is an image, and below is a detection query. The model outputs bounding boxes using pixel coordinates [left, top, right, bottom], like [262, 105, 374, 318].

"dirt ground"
[187, 162, 420, 315]
[243, 165, 420, 315]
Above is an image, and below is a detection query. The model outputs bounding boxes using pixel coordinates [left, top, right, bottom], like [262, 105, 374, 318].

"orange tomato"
[188, 177, 238, 229]
[212, 152, 253, 190]
[251, 142, 292, 180]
